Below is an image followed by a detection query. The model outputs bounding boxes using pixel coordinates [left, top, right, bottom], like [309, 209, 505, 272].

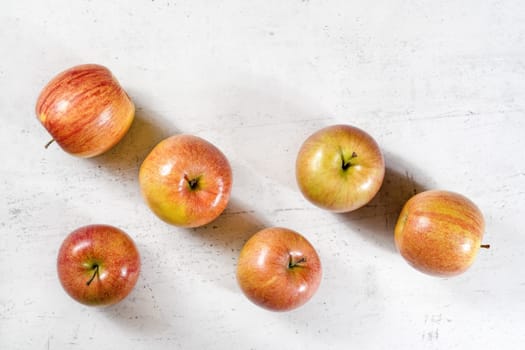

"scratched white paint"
[1, 0, 524, 349]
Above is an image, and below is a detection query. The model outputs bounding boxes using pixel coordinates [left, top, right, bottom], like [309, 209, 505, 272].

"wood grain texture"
[1, 0, 524, 349]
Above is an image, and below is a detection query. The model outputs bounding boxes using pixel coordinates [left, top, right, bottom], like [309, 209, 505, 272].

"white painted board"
[1, 1, 524, 349]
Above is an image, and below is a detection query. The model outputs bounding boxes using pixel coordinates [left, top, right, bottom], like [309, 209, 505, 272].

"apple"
[139, 134, 233, 228]
[296, 124, 385, 213]
[57, 224, 141, 306]
[236, 227, 322, 311]
[35, 64, 135, 158]
[394, 190, 488, 277]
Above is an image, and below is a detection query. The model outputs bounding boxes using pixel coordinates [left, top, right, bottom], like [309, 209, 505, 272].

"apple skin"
[57, 224, 141, 306]
[394, 190, 486, 277]
[296, 124, 385, 213]
[35, 64, 135, 158]
[139, 134, 233, 228]
[236, 227, 322, 312]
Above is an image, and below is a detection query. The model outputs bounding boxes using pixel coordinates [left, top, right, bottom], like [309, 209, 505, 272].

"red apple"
[36, 64, 135, 158]
[236, 227, 322, 311]
[57, 224, 141, 306]
[296, 124, 385, 212]
[139, 134, 233, 228]
[394, 190, 488, 277]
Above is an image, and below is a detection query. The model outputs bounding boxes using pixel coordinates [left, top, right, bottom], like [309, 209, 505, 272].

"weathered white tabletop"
[1, 1, 524, 349]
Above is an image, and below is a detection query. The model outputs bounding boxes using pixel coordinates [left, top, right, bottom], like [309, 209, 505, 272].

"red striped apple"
[237, 227, 322, 311]
[57, 224, 141, 306]
[139, 134, 233, 228]
[394, 190, 488, 277]
[296, 124, 385, 212]
[36, 64, 135, 158]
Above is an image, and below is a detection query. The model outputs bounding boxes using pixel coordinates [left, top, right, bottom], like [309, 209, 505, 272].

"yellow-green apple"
[394, 190, 488, 277]
[296, 124, 385, 212]
[57, 224, 141, 306]
[236, 227, 322, 311]
[139, 134, 233, 228]
[35, 64, 135, 158]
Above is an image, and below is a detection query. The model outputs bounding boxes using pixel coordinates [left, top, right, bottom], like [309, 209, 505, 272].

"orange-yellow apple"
[36, 64, 135, 157]
[237, 227, 322, 311]
[394, 190, 488, 277]
[296, 124, 385, 212]
[57, 224, 141, 306]
[139, 134, 233, 228]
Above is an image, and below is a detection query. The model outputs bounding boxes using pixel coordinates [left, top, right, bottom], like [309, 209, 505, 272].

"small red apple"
[139, 134, 233, 228]
[57, 224, 141, 306]
[394, 190, 488, 277]
[296, 124, 385, 212]
[236, 227, 322, 311]
[36, 64, 135, 158]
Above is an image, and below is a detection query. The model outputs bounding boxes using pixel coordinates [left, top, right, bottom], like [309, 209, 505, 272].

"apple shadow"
[182, 198, 270, 292]
[338, 152, 430, 253]
[97, 243, 173, 335]
[88, 97, 180, 179]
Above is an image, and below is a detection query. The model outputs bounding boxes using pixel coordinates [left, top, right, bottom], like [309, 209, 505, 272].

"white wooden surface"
[1, 1, 524, 349]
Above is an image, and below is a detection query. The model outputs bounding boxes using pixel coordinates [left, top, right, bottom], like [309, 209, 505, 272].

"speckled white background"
[1, 0, 524, 349]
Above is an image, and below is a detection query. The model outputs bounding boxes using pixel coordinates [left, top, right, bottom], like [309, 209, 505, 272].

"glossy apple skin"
[296, 124, 385, 213]
[57, 225, 141, 306]
[36, 64, 135, 158]
[394, 190, 485, 277]
[139, 134, 233, 228]
[237, 227, 322, 312]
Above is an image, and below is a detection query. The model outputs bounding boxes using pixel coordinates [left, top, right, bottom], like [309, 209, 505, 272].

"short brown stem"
[288, 255, 306, 268]
[184, 174, 200, 190]
[480, 244, 491, 249]
[86, 265, 99, 286]
[45, 139, 55, 149]
[340, 150, 358, 171]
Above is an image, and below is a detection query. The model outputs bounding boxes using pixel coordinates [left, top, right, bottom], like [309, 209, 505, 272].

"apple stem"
[86, 264, 99, 286]
[288, 255, 306, 268]
[44, 139, 55, 149]
[340, 151, 358, 171]
[480, 244, 491, 249]
[184, 174, 200, 190]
